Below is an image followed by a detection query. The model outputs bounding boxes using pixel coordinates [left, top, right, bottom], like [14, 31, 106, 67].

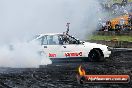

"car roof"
[35, 33, 63, 39]
[39, 33, 63, 36]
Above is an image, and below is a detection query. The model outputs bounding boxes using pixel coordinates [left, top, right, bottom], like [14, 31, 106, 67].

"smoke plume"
[0, 0, 102, 68]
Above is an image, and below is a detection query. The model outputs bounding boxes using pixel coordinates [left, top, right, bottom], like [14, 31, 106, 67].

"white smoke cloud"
[0, 0, 102, 67]
[0, 41, 52, 68]
[0, 0, 101, 41]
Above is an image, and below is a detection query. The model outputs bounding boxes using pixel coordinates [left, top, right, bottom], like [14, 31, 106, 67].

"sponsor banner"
[77, 65, 130, 84]
[82, 75, 130, 83]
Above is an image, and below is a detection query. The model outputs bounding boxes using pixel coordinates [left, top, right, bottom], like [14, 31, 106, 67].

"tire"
[88, 49, 104, 62]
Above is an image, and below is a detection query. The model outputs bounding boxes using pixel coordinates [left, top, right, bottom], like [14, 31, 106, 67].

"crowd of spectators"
[98, 14, 132, 31]
[96, 0, 132, 32]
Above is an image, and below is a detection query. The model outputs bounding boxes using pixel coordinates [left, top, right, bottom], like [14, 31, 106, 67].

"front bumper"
[103, 50, 111, 58]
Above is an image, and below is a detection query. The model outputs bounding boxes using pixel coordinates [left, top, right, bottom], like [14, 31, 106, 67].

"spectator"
[98, 18, 103, 31]
[124, 25, 130, 31]
[115, 24, 121, 31]
[106, 20, 112, 31]
[120, 18, 125, 26]
[104, 25, 108, 31]
[122, 0, 128, 6]
[121, 25, 125, 31]
[128, 15, 132, 26]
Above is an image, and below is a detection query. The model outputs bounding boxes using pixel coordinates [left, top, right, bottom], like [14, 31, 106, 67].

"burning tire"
[88, 49, 104, 62]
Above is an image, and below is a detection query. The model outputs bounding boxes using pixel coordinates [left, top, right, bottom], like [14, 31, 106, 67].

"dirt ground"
[0, 49, 132, 88]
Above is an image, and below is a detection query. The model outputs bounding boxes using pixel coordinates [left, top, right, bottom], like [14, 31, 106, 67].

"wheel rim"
[89, 50, 100, 61]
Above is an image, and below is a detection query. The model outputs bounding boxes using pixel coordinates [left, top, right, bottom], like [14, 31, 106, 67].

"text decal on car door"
[49, 53, 56, 57]
[65, 52, 82, 57]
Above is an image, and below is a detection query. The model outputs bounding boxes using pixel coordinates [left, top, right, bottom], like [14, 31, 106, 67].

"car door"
[40, 35, 63, 58]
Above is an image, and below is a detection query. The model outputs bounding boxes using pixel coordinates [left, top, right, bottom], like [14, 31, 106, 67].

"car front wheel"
[88, 49, 104, 62]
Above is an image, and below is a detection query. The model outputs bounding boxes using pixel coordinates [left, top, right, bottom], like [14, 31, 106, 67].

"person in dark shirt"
[115, 24, 121, 31]
[128, 15, 132, 26]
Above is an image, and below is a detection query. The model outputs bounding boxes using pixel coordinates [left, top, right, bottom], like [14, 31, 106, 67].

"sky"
[0, 0, 101, 43]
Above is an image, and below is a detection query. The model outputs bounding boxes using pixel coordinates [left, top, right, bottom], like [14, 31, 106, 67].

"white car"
[33, 33, 111, 62]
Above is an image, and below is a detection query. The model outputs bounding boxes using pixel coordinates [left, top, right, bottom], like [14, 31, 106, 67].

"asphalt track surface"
[0, 49, 132, 88]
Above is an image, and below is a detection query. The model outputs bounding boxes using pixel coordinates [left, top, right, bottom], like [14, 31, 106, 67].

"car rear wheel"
[88, 49, 104, 62]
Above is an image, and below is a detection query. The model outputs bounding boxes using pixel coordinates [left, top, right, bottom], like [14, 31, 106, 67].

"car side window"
[62, 35, 80, 44]
[61, 35, 70, 45]
[37, 36, 48, 45]
[47, 35, 59, 45]
[58, 35, 64, 44]
[41, 36, 48, 45]
[68, 36, 76, 44]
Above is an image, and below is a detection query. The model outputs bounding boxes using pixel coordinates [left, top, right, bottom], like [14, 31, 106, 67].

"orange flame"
[78, 65, 86, 76]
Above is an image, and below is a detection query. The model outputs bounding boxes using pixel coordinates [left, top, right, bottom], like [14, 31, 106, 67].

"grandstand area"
[89, 0, 132, 48]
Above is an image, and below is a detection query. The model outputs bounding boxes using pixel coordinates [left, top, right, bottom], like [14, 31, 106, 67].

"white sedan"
[33, 33, 111, 62]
